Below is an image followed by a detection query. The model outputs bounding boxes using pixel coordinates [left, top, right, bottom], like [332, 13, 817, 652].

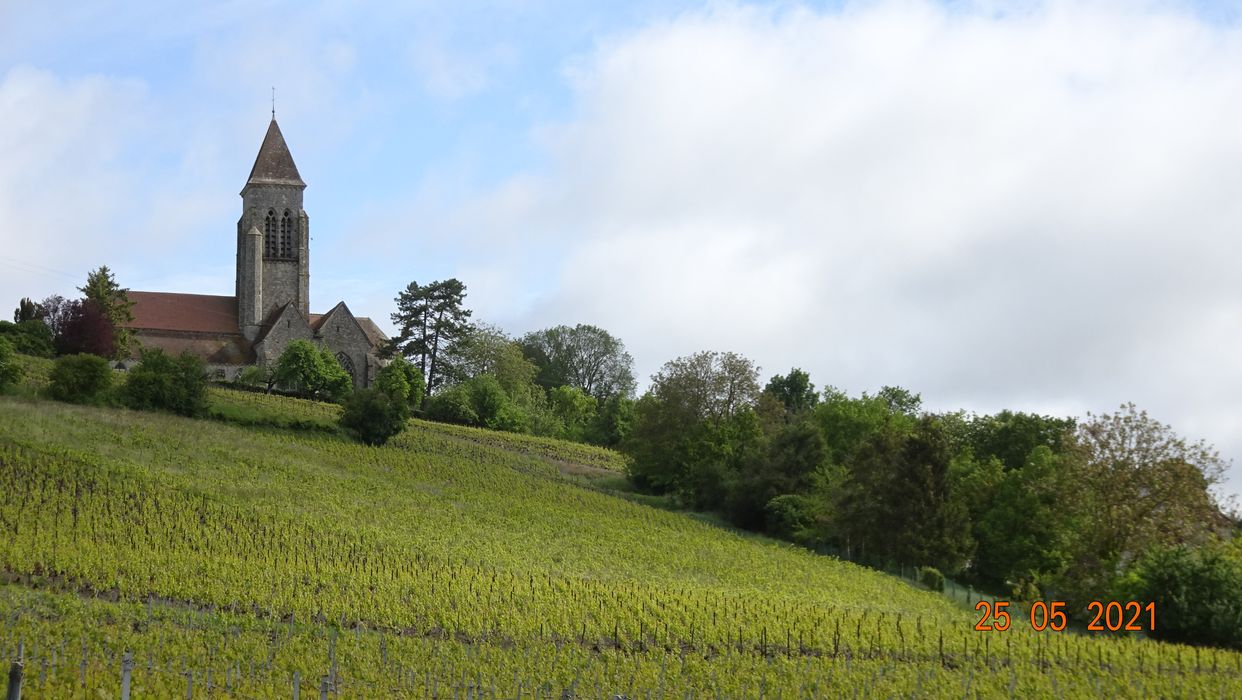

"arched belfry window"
[279, 209, 294, 258]
[336, 352, 356, 382]
[263, 210, 278, 257]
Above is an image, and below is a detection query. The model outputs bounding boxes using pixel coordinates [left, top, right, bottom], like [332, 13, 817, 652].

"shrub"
[274, 340, 352, 402]
[121, 348, 208, 417]
[425, 384, 478, 425]
[48, 354, 113, 403]
[0, 337, 20, 389]
[0, 319, 54, 358]
[377, 357, 425, 412]
[340, 388, 409, 446]
[1123, 544, 1242, 649]
[919, 566, 945, 593]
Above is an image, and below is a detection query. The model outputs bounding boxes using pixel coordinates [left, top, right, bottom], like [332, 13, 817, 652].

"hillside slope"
[0, 393, 1238, 697]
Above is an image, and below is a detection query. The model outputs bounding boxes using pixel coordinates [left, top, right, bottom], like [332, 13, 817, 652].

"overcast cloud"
[443, 1, 1242, 500]
[1, 0, 1239, 501]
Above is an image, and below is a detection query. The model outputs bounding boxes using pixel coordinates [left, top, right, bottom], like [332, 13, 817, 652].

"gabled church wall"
[315, 312, 375, 389]
[254, 313, 315, 366]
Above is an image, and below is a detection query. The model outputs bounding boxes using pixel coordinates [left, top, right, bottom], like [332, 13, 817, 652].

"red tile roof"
[125, 292, 240, 334]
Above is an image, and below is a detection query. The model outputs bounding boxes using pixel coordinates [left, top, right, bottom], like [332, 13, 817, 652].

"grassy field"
[0, 381, 1239, 697]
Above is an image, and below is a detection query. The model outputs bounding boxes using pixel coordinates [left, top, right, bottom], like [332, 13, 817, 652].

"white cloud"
[454, 1, 1242, 499]
[0, 66, 152, 299]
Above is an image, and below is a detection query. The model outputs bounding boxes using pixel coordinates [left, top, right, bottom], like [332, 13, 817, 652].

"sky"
[1, 0, 1240, 503]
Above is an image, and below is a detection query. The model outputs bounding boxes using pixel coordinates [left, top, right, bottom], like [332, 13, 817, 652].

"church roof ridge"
[245, 118, 305, 189]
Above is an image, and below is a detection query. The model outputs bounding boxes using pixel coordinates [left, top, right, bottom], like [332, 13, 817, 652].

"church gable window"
[264, 210, 278, 257]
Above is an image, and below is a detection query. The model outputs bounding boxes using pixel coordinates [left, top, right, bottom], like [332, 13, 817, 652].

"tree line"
[7, 269, 1240, 649]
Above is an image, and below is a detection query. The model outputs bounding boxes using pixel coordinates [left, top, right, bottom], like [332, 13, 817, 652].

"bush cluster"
[121, 349, 208, 417]
[48, 354, 113, 403]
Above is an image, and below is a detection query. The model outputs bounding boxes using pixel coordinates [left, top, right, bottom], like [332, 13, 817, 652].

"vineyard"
[1, 393, 1240, 697]
[205, 387, 629, 472]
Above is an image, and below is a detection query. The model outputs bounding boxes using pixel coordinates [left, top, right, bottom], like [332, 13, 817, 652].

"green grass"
[205, 385, 631, 472]
[0, 391, 1239, 697]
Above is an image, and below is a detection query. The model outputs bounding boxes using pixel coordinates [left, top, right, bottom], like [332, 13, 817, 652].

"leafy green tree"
[813, 386, 919, 467]
[548, 385, 598, 441]
[340, 388, 409, 446]
[376, 356, 425, 413]
[449, 324, 541, 404]
[727, 417, 828, 530]
[0, 337, 20, 390]
[48, 353, 113, 403]
[0, 320, 54, 357]
[424, 383, 478, 425]
[1066, 403, 1228, 605]
[274, 340, 352, 402]
[236, 365, 279, 393]
[1121, 542, 1242, 649]
[13, 297, 41, 323]
[763, 368, 818, 415]
[584, 394, 636, 447]
[78, 266, 135, 359]
[967, 446, 1087, 596]
[625, 351, 762, 503]
[838, 415, 973, 572]
[521, 324, 636, 399]
[389, 279, 472, 397]
[121, 348, 208, 417]
[966, 410, 1076, 471]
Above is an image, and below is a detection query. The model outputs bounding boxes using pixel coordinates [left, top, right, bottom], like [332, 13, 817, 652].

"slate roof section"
[125, 291, 240, 334]
[245, 118, 305, 188]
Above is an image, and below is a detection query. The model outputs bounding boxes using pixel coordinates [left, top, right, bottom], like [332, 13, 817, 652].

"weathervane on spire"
[271, 87, 276, 120]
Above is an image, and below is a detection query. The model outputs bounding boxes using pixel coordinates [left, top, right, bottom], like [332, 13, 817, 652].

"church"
[122, 118, 387, 387]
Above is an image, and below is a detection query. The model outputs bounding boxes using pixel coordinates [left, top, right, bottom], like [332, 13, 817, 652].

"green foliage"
[78, 265, 135, 359]
[1122, 543, 1242, 649]
[918, 566, 945, 592]
[234, 364, 278, 392]
[206, 386, 342, 433]
[48, 353, 113, 403]
[376, 356, 425, 412]
[838, 416, 973, 573]
[450, 324, 541, 402]
[389, 278, 472, 395]
[1066, 403, 1228, 607]
[425, 383, 479, 425]
[548, 385, 597, 441]
[340, 387, 409, 445]
[521, 323, 636, 399]
[965, 410, 1076, 471]
[0, 319, 54, 357]
[585, 394, 635, 447]
[764, 368, 818, 415]
[763, 493, 814, 542]
[120, 348, 208, 417]
[729, 418, 827, 529]
[0, 337, 20, 389]
[0, 394, 1238, 695]
[13, 296, 42, 323]
[274, 340, 353, 401]
[966, 446, 1085, 594]
[626, 351, 761, 499]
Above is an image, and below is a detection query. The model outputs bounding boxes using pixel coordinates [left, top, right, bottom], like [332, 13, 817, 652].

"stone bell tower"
[236, 117, 310, 340]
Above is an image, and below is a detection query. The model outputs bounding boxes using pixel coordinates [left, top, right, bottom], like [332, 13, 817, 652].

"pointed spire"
[245, 118, 305, 189]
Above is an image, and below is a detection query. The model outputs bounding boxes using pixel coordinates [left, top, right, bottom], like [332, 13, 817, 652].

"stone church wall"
[316, 316, 375, 388]
[254, 312, 315, 366]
